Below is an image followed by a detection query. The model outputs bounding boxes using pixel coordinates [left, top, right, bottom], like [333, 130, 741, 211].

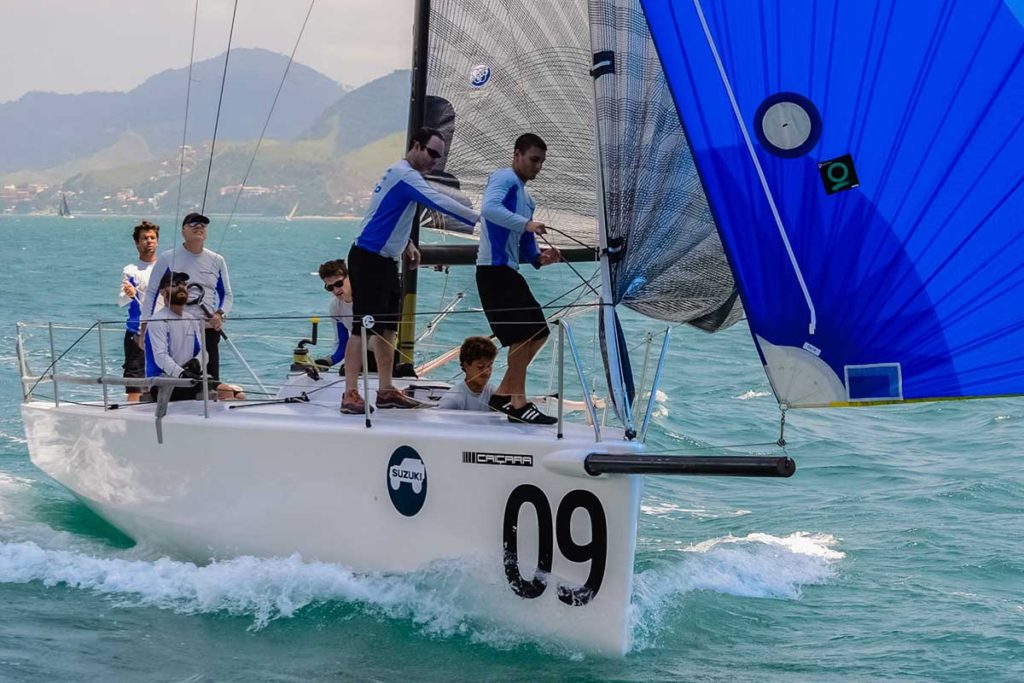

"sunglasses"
[324, 278, 347, 291]
[187, 222, 208, 229]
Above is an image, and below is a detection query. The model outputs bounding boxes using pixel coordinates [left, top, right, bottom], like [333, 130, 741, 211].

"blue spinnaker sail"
[641, 0, 1024, 407]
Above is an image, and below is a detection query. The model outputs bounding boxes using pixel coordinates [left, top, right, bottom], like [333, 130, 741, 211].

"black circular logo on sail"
[386, 446, 427, 517]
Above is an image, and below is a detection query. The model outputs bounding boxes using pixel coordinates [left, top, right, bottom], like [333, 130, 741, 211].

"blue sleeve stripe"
[216, 273, 225, 308]
[331, 322, 349, 364]
[519, 232, 541, 264]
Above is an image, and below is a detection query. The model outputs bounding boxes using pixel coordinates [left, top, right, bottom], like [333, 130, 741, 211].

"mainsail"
[420, 0, 598, 248]
[636, 0, 1024, 407]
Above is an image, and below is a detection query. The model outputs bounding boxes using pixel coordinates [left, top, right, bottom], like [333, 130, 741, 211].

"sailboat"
[285, 201, 298, 221]
[18, 0, 1024, 655]
[57, 192, 73, 219]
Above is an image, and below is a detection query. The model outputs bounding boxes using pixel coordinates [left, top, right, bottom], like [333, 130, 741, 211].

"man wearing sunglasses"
[315, 259, 353, 370]
[342, 127, 480, 414]
[141, 212, 233, 384]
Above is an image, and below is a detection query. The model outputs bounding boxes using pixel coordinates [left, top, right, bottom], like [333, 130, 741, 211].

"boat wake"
[0, 530, 842, 656]
[629, 532, 844, 650]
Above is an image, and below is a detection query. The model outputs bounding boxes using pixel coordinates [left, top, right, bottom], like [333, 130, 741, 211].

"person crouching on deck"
[145, 271, 245, 402]
[341, 127, 480, 414]
[438, 336, 498, 411]
[315, 259, 352, 372]
[144, 272, 205, 402]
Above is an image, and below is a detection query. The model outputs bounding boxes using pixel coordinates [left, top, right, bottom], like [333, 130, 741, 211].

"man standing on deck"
[118, 220, 159, 401]
[341, 127, 480, 414]
[476, 133, 561, 424]
[141, 213, 233, 384]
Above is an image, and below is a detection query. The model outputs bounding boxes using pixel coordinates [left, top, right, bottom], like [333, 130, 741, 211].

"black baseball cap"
[182, 212, 210, 226]
[158, 271, 190, 288]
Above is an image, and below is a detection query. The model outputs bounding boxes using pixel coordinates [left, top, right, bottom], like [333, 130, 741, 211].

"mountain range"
[0, 49, 411, 216]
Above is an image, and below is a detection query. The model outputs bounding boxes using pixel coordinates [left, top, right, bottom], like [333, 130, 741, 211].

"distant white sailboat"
[285, 201, 298, 221]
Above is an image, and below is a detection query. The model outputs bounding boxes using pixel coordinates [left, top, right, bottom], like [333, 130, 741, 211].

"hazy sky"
[0, 0, 416, 104]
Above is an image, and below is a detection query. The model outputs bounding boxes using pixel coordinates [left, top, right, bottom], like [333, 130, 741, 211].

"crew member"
[476, 133, 561, 424]
[141, 212, 232, 383]
[341, 127, 480, 414]
[118, 220, 158, 401]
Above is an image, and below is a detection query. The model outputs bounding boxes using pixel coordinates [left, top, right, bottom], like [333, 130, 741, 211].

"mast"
[396, 0, 431, 373]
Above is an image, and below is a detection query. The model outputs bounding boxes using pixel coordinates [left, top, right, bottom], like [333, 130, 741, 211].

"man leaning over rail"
[341, 127, 480, 414]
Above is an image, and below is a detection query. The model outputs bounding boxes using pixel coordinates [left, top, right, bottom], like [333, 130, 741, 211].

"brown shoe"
[340, 389, 372, 414]
[375, 388, 422, 409]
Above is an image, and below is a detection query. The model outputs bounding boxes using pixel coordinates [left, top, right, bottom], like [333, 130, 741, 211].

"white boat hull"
[22, 397, 644, 654]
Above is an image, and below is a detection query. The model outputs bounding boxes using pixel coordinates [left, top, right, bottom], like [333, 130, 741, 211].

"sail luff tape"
[690, 0, 817, 334]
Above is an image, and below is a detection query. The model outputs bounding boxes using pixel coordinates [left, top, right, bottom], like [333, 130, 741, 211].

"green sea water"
[0, 216, 1021, 681]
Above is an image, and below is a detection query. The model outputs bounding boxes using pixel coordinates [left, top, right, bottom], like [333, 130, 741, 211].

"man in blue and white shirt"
[341, 127, 480, 414]
[476, 133, 561, 425]
[118, 220, 159, 401]
[141, 212, 232, 383]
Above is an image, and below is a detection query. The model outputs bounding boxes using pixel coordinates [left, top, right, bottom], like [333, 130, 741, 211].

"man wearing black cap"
[144, 271, 205, 401]
[141, 212, 233, 383]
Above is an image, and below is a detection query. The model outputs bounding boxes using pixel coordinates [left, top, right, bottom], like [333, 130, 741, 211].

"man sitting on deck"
[341, 127, 481, 414]
[145, 272, 244, 402]
[144, 272, 205, 402]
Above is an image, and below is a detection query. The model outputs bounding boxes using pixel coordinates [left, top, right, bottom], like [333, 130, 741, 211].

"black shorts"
[476, 266, 549, 347]
[123, 331, 145, 392]
[348, 244, 401, 334]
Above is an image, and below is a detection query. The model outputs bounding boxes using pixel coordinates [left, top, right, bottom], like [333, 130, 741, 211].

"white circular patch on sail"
[470, 64, 491, 88]
[753, 93, 822, 158]
[760, 102, 813, 151]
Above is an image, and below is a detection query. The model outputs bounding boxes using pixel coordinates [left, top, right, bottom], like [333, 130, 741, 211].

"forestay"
[641, 0, 1024, 407]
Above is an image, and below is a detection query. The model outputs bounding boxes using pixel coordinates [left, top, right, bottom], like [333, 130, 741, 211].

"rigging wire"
[174, 0, 200, 229]
[538, 231, 600, 297]
[217, 0, 317, 252]
[200, 0, 240, 214]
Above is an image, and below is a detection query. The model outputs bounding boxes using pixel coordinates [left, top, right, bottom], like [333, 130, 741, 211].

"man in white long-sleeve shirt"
[141, 212, 232, 383]
[118, 220, 159, 401]
[144, 271, 204, 402]
[315, 259, 353, 370]
[476, 133, 561, 425]
[341, 127, 481, 414]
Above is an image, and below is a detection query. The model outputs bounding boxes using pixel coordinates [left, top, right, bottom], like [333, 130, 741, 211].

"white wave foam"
[629, 532, 843, 651]
[735, 390, 772, 400]
[0, 542, 572, 654]
[0, 430, 28, 445]
[0, 542, 462, 633]
[640, 500, 750, 520]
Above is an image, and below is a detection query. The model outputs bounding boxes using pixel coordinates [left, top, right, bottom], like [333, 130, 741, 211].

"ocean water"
[0, 216, 1021, 681]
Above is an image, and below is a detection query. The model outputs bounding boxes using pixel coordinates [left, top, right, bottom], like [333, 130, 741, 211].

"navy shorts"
[348, 244, 401, 334]
[476, 266, 549, 347]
